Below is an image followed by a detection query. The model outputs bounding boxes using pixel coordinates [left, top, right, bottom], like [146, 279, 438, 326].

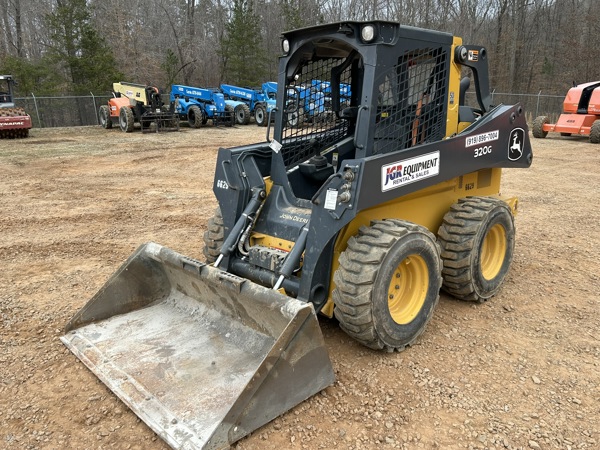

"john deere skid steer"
[62, 22, 533, 449]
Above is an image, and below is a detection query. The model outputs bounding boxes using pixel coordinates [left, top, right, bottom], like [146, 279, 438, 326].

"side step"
[61, 242, 334, 449]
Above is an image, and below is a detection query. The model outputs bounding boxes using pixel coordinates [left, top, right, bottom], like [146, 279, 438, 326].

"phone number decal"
[465, 130, 499, 148]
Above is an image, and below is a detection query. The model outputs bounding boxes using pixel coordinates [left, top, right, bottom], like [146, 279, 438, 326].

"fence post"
[31, 92, 41, 128]
[91, 92, 98, 125]
[536, 90, 542, 118]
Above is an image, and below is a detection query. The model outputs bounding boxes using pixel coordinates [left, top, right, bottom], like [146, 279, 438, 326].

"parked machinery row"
[99, 78, 355, 132]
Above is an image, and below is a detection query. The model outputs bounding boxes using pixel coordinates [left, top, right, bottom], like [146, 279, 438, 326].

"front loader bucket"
[61, 242, 334, 449]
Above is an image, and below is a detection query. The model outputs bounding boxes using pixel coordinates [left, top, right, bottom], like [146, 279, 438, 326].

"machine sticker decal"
[468, 50, 479, 61]
[508, 128, 524, 161]
[324, 189, 338, 210]
[269, 139, 282, 153]
[465, 130, 499, 147]
[473, 145, 492, 158]
[381, 151, 440, 192]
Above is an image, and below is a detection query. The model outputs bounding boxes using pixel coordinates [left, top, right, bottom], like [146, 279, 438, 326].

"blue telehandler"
[170, 85, 234, 127]
[284, 84, 328, 127]
[220, 82, 277, 126]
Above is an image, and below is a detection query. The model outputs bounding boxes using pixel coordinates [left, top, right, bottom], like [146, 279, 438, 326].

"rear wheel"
[119, 106, 134, 132]
[532, 115, 548, 138]
[286, 106, 304, 128]
[437, 197, 515, 302]
[590, 120, 600, 143]
[99, 105, 112, 129]
[224, 105, 235, 127]
[235, 104, 251, 125]
[203, 207, 225, 263]
[333, 220, 442, 352]
[187, 105, 203, 128]
[255, 105, 268, 127]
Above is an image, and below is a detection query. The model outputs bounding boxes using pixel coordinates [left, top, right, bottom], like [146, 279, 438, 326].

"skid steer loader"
[62, 21, 533, 449]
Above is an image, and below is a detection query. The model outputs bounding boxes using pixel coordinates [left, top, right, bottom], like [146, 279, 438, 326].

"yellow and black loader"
[62, 21, 533, 449]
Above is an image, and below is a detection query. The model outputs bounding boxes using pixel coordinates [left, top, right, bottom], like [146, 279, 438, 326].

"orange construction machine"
[99, 82, 178, 133]
[533, 81, 600, 143]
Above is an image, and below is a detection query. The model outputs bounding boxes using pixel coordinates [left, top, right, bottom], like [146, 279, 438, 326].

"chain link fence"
[465, 91, 564, 123]
[13, 91, 565, 129]
[13, 93, 169, 129]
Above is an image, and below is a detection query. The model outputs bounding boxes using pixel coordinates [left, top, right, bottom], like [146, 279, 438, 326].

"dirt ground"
[0, 123, 598, 450]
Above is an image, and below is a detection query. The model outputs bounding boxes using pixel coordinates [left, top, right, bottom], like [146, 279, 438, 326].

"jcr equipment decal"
[381, 151, 440, 192]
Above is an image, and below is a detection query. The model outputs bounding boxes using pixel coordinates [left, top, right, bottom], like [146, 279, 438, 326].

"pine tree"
[280, 0, 304, 30]
[46, 0, 122, 94]
[220, 0, 268, 86]
[1, 56, 62, 96]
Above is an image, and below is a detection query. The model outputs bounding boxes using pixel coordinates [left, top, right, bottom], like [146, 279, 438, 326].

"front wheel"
[99, 105, 112, 129]
[224, 105, 235, 127]
[590, 120, 600, 143]
[203, 207, 224, 263]
[286, 106, 304, 128]
[119, 106, 134, 132]
[333, 220, 442, 352]
[437, 197, 515, 302]
[254, 105, 268, 127]
[187, 105, 204, 128]
[532, 116, 548, 138]
[235, 104, 251, 125]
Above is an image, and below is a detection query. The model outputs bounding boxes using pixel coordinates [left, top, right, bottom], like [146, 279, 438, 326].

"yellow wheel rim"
[480, 223, 507, 280]
[388, 255, 429, 325]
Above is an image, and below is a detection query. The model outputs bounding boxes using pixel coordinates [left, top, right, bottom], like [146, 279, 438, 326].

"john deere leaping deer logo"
[508, 128, 524, 161]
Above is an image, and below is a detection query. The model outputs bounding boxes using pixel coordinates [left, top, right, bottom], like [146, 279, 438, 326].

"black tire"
[255, 104, 268, 127]
[203, 207, 225, 263]
[187, 105, 203, 128]
[437, 197, 515, 302]
[532, 116, 548, 138]
[590, 120, 600, 143]
[234, 104, 251, 125]
[119, 106, 134, 132]
[333, 220, 442, 352]
[99, 105, 112, 129]
[224, 105, 235, 127]
[286, 106, 304, 128]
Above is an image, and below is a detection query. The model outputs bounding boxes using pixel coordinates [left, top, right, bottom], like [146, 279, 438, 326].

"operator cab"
[0, 75, 16, 107]
[272, 22, 453, 201]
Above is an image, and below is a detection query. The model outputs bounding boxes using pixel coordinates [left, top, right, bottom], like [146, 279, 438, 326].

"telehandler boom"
[63, 22, 533, 449]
